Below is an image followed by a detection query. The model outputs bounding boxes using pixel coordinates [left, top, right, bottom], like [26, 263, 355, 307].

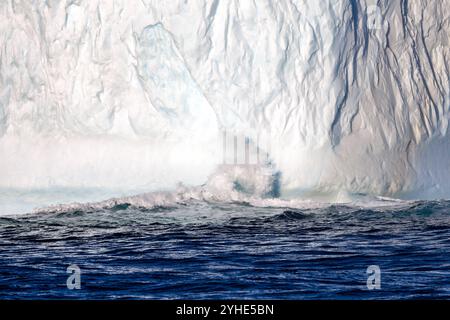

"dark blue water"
[0, 200, 449, 299]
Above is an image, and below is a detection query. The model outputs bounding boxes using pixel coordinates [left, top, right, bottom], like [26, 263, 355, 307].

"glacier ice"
[0, 0, 450, 213]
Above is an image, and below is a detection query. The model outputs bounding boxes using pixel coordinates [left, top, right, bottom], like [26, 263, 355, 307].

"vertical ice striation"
[136, 23, 217, 138]
[0, 0, 449, 200]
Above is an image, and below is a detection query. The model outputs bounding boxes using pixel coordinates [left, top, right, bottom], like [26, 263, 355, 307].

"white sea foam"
[36, 164, 414, 214]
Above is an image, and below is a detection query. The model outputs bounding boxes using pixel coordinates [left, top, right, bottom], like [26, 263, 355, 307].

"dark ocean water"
[0, 200, 449, 299]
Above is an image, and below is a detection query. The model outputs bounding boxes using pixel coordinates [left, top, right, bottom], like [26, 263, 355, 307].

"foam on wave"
[36, 164, 414, 214]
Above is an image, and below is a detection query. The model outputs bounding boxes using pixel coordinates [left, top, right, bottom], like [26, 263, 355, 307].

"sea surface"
[0, 199, 449, 299]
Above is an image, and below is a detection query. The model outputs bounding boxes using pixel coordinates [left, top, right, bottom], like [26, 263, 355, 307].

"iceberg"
[0, 0, 449, 213]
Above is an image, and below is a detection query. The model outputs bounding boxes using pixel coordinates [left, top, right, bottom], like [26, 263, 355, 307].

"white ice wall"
[0, 0, 449, 199]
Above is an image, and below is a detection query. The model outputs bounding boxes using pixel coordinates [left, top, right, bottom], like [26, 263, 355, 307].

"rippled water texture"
[0, 200, 449, 299]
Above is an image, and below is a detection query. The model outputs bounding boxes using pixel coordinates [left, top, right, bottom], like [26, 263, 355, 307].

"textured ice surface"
[1, 0, 450, 212]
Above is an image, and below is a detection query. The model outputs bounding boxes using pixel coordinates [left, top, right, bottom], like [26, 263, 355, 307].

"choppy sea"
[0, 199, 449, 299]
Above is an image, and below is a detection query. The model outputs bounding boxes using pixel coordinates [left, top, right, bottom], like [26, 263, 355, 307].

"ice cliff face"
[0, 0, 449, 200]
